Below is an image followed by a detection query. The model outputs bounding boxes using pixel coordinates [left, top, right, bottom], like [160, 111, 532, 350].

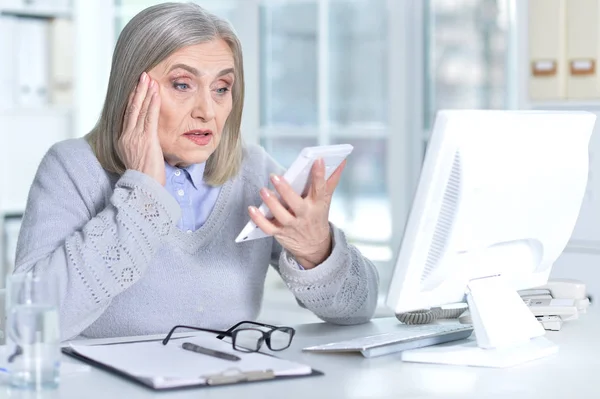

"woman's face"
[148, 39, 235, 167]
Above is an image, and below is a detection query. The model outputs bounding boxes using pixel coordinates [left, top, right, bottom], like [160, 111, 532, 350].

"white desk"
[2, 310, 598, 399]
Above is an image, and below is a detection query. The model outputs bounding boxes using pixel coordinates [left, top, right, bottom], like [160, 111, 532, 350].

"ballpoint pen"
[182, 342, 241, 361]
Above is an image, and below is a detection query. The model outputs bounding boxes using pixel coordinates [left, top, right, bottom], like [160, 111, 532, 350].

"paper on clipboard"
[67, 332, 312, 389]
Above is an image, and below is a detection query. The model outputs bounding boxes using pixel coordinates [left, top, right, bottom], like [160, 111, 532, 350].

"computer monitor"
[385, 110, 596, 368]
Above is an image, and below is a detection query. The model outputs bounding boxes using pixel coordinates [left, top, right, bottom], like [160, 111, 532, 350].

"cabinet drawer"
[0, 109, 71, 213]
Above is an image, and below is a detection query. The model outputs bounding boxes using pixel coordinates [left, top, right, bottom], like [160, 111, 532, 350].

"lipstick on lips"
[183, 129, 213, 146]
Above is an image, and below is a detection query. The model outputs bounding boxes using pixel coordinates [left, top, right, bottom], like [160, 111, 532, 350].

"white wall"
[550, 111, 600, 300]
[516, 0, 600, 300]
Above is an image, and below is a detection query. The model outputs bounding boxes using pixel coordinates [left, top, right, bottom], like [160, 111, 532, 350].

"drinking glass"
[5, 273, 60, 390]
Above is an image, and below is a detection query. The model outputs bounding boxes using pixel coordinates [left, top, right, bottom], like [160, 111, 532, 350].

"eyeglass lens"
[269, 329, 292, 350]
[232, 327, 293, 352]
[233, 329, 264, 352]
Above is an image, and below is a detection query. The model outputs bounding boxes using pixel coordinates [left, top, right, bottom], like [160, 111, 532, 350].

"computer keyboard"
[303, 324, 474, 358]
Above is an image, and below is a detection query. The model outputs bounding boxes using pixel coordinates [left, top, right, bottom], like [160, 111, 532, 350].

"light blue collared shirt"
[164, 161, 221, 233]
[165, 160, 304, 269]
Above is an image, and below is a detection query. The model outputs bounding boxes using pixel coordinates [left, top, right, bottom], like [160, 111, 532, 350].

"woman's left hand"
[249, 159, 346, 270]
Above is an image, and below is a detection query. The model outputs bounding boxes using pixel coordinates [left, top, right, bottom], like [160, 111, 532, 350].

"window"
[423, 0, 513, 133]
[260, 1, 318, 127]
[114, 0, 238, 36]
[259, 0, 392, 261]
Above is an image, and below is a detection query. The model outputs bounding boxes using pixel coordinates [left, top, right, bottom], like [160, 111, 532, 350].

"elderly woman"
[14, 2, 379, 340]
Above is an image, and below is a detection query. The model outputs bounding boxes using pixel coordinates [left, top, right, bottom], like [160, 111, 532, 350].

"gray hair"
[87, 2, 244, 186]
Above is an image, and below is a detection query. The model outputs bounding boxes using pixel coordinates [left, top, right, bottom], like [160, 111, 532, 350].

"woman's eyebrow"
[166, 64, 234, 78]
[217, 68, 235, 77]
[167, 63, 200, 76]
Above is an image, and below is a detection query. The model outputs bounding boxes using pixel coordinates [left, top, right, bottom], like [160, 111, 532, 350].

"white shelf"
[0, 206, 25, 217]
[0, 105, 72, 117]
[0, 6, 72, 19]
[528, 101, 600, 111]
[565, 240, 600, 255]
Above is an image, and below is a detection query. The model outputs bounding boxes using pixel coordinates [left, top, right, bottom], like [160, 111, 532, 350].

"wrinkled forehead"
[158, 40, 235, 77]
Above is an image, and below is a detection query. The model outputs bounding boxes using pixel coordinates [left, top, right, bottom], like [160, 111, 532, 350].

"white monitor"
[385, 110, 596, 368]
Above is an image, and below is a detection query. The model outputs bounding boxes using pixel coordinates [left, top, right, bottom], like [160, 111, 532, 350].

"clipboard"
[62, 341, 323, 391]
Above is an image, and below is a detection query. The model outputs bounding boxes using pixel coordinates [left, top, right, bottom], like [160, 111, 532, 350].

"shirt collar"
[184, 162, 205, 189]
[164, 161, 206, 190]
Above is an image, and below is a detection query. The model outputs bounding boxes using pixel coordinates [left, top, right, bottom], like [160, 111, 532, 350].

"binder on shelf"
[565, 0, 600, 99]
[528, 0, 566, 100]
[62, 333, 323, 391]
[0, 15, 17, 109]
[49, 18, 73, 105]
[15, 17, 50, 107]
[8, 0, 71, 11]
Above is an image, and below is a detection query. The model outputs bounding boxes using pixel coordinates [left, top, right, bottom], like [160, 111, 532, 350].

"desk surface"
[3, 311, 598, 399]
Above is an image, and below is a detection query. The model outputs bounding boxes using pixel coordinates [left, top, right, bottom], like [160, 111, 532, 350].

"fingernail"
[270, 173, 281, 185]
[140, 72, 147, 82]
[260, 187, 271, 198]
[248, 206, 257, 214]
[150, 79, 156, 89]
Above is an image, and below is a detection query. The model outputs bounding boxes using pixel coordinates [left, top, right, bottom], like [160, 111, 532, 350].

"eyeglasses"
[162, 321, 296, 353]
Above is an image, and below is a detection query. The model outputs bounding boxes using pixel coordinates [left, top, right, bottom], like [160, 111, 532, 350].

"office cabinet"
[0, 109, 70, 287]
[529, 0, 566, 100]
[0, 2, 77, 285]
[528, 0, 600, 100]
[0, 110, 70, 214]
[565, 0, 600, 99]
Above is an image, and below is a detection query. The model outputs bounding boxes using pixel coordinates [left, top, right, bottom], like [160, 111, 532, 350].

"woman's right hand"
[118, 72, 165, 186]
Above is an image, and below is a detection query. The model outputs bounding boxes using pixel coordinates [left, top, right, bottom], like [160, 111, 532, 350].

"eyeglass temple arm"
[215, 320, 279, 340]
[162, 325, 232, 345]
[222, 320, 280, 334]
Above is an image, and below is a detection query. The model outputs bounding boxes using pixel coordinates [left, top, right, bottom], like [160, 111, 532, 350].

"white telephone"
[518, 278, 590, 331]
[454, 278, 590, 331]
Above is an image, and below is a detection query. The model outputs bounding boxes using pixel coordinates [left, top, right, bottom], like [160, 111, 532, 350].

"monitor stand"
[401, 275, 558, 368]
